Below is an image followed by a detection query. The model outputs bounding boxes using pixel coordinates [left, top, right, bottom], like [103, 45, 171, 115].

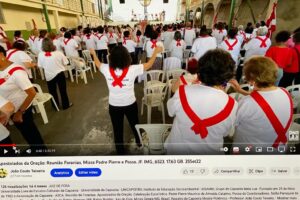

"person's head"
[186, 22, 191, 28]
[109, 46, 131, 70]
[260, 21, 266, 27]
[151, 31, 159, 40]
[228, 28, 237, 39]
[31, 29, 39, 37]
[108, 27, 114, 33]
[198, 49, 235, 86]
[217, 22, 224, 30]
[245, 26, 253, 34]
[293, 32, 300, 44]
[174, 31, 181, 40]
[257, 26, 268, 36]
[238, 25, 244, 31]
[144, 25, 153, 38]
[64, 31, 72, 39]
[187, 58, 198, 74]
[70, 29, 76, 36]
[244, 56, 277, 88]
[78, 25, 83, 31]
[12, 40, 26, 51]
[199, 25, 208, 36]
[275, 31, 291, 43]
[293, 27, 300, 34]
[47, 32, 56, 40]
[39, 30, 47, 38]
[98, 26, 104, 34]
[136, 30, 142, 36]
[60, 27, 67, 33]
[123, 31, 130, 38]
[83, 28, 91, 35]
[93, 27, 98, 33]
[14, 30, 22, 38]
[255, 22, 260, 28]
[42, 37, 56, 52]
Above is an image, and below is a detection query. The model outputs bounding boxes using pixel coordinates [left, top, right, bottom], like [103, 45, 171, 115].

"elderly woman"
[231, 56, 293, 152]
[0, 46, 46, 151]
[38, 38, 72, 110]
[165, 49, 238, 155]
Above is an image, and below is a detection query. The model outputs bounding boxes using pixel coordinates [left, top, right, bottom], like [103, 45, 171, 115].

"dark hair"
[39, 30, 47, 38]
[70, 29, 76, 36]
[64, 31, 72, 39]
[136, 30, 142, 36]
[174, 31, 181, 40]
[78, 25, 83, 30]
[198, 49, 235, 86]
[260, 21, 266, 26]
[83, 28, 91, 35]
[200, 25, 208, 36]
[275, 31, 291, 43]
[60, 27, 67, 32]
[0, 45, 6, 57]
[293, 32, 300, 44]
[98, 26, 104, 34]
[109, 46, 131, 69]
[217, 22, 224, 30]
[42, 37, 56, 52]
[150, 31, 159, 40]
[293, 27, 300, 34]
[228, 28, 237, 39]
[144, 25, 153, 38]
[123, 31, 130, 38]
[14, 30, 21, 37]
[47, 32, 56, 40]
[187, 58, 198, 74]
[245, 26, 253, 34]
[12, 40, 26, 51]
[247, 22, 252, 27]
[93, 27, 98, 33]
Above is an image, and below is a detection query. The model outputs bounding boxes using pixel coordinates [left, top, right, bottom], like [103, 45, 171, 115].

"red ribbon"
[64, 38, 71, 45]
[45, 52, 52, 57]
[109, 67, 129, 88]
[176, 39, 181, 46]
[224, 39, 238, 50]
[256, 36, 268, 48]
[109, 33, 114, 38]
[151, 40, 157, 49]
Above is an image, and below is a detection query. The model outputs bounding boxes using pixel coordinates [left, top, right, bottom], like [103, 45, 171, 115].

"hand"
[229, 79, 241, 92]
[12, 111, 23, 123]
[0, 112, 8, 125]
[89, 48, 97, 56]
[154, 46, 163, 54]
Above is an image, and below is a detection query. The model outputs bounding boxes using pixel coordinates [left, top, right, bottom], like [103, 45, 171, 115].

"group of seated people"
[0, 19, 299, 155]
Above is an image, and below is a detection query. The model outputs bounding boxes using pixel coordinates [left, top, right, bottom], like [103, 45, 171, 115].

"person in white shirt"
[212, 22, 228, 46]
[165, 49, 237, 155]
[251, 22, 261, 38]
[70, 29, 82, 57]
[115, 26, 123, 46]
[13, 31, 25, 43]
[28, 29, 39, 54]
[47, 32, 63, 53]
[162, 25, 174, 50]
[38, 38, 72, 110]
[95, 26, 108, 63]
[34, 30, 47, 55]
[6, 41, 36, 81]
[82, 28, 97, 51]
[134, 30, 143, 64]
[184, 22, 196, 49]
[169, 31, 186, 61]
[244, 26, 271, 60]
[91, 45, 163, 154]
[145, 31, 164, 70]
[0, 95, 14, 144]
[107, 27, 118, 52]
[0, 45, 46, 151]
[123, 31, 137, 64]
[61, 31, 79, 58]
[237, 25, 246, 44]
[220, 28, 242, 67]
[191, 27, 217, 60]
[231, 56, 293, 153]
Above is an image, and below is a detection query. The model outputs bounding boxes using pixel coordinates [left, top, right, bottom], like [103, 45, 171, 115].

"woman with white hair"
[237, 25, 246, 43]
[244, 26, 271, 61]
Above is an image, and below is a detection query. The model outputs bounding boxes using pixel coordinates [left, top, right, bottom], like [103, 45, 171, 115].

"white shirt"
[38, 51, 69, 81]
[184, 28, 196, 47]
[123, 39, 137, 53]
[162, 31, 174, 50]
[165, 85, 238, 154]
[73, 35, 82, 50]
[95, 34, 108, 50]
[233, 88, 292, 149]
[82, 34, 97, 50]
[34, 37, 44, 55]
[179, 73, 198, 85]
[212, 29, 227, 46]
[61, 38, 79, 57]
[145, 40, 163, 58]
[28, 36, 37, 52]
[6, 49, 33, 78]
[134, 35, 143, 48]
[0, 63, 33, 112]
[244, 36, 271, 60]
[0, 95, 9, 141]
[53, 39, 63, 52]
[100, 64, 144, 106]
[169, 39, 186, 61]
[219, 38, 242, 65]
[191, 36, 217, 60]
[107, 33, 118, 44]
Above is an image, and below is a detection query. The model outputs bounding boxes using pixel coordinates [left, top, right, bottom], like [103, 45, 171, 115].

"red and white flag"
[266, 2, 277, 38]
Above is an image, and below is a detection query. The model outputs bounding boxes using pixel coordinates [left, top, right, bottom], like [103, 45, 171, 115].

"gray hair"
[257, 27, 268, 36]
[42, 37, 56, 52]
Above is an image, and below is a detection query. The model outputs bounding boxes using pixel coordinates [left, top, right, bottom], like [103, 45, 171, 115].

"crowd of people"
[0, 18, 299, 155]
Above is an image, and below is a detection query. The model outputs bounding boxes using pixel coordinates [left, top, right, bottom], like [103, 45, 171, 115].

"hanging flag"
[266, 2, 277, 38]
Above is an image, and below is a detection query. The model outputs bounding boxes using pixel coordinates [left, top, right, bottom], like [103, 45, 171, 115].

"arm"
[90, 49, 101, 70]
[229, 79, 251, 96]
[12, 87, 36, 123]
[24, 62, 36, 69]
[143, 46, 163, 71]
[171, 78, 181, 93]
[0, 101, 14, 125]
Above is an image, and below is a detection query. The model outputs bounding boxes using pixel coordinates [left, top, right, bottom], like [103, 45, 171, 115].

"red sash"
[219, 29, 223, 33]
[250, 89, 293, 148]
[180, 75, 187, 85]
[176, 39, 181, 46]
[64, 38, 71, 45]
[109, 67, 129, 88]
[240, 31, 246, 40]
[29, 36, 36, 42]
[96, 34, 104, 40]
[256, 36, 268, 48]
[45, 52, 52, 57]
[151, 40, 157, 49]
[6, 49, 19, 60]
[179, 85, 235, 139]
[86, 34, 91, 39]
[137, 36, 140, 43]
[224, 39, 238, 50]
[0, 67, 25, 85]
[109, 33, 114, 38]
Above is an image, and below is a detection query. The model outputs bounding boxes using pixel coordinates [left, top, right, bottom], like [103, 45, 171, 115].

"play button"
[4, 149, 8, 155]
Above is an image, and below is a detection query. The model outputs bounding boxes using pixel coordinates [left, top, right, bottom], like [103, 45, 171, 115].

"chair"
[141, 83, 168, 124]
[167, 79, 177, 99]
[135, 124, 172, 154]
[144, 70, 165, 87]
[70, 57, 94, 84]
[163, 57, 182, 71]
[32, 84, 59, 124]
[27, 51, 45, 80]
[166, 69, 187, 83]
[82, 50, 97, 72]
[286, 84, 300, 113]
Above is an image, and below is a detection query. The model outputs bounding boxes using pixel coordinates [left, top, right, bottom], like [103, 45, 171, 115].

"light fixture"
[138, 0, 152, 7]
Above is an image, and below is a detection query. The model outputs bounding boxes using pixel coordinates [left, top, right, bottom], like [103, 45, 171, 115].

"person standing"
[95, 26, 109, 63]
